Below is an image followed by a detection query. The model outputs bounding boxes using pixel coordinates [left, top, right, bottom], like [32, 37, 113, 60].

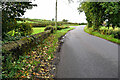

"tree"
[78, 2, 93, 28]
[78, 2, 120, 30]
[2, 2, 37, 38]
[62, 19, 68, 22]
[100, 2, 120, 29]
[52, 18, 54, 21]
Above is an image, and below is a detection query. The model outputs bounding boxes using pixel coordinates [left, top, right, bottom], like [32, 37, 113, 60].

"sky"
[23, 0, 87, 23]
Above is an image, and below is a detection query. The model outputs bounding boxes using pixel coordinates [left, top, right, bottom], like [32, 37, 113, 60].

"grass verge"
[28, 27, 75, 78]
[84, 26, 120, 44]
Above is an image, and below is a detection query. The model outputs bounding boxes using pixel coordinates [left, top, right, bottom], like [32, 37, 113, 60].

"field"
[17, 18, 79, 27]
[31, 27, 45, 35]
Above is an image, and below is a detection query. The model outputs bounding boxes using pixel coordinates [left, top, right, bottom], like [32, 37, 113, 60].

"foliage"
[2, 2, 37, 38]
[99, 27, 120, 39]
[84, 26, 120, 44]
[52, 18, 54, 21]
[2, 26, 75, 79]
[17, 18, 79, 27]
[79, 23, 87, 25]
[2, 54, 29, 78]
[2, 30, 51, 57]
[2, 30, 51, 78]
[44, 25, 56, 33]
[62, 19, 68, 22]
[100, 2, 120, 29]
[17, 23, 33, 36]
[17, 20, 38, 24]
[78, 2, 120, 30]
[57, 25, 69, 30]
[2, 23, 33, 44]
[2, 29, 22, 44]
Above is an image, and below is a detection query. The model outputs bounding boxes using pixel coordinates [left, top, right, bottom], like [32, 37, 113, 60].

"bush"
[112, 30, 120, 39]
[44, 25, 56, 33]
[98, 27, 120, 39]
[79, 23, 87, 25]
[57, 25, 69, 30]
[17, 23, 33, 36]
[106, 30, 113, 35]
[31, 23, 46, 27]
[100, 29, 108, 35]
[3, 23, 33, 44]
[2, 18, 17, 38]
[2, 29, 23, 44]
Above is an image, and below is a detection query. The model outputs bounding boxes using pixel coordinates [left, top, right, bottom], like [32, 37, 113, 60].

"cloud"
[23, 0, 87, 23]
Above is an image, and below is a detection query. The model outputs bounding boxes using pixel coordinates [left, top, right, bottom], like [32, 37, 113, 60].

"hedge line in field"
[2, 30, 51, 58]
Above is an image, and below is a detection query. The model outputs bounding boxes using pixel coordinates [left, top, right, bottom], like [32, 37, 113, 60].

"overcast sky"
[23, 0, 87, 23]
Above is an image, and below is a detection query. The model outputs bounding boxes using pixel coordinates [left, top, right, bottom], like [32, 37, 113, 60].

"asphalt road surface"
[56, 25, 118, 78]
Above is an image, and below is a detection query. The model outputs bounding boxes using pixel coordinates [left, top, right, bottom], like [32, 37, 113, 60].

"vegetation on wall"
[2, 26, 75, 78]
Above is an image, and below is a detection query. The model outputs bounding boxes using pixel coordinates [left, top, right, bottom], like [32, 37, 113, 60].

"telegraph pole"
[55, 0, 57, 30]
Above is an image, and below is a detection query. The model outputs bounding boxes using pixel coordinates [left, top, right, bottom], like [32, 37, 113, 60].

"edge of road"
[84, 25, 120, 45]
[54, 28, 76, 78]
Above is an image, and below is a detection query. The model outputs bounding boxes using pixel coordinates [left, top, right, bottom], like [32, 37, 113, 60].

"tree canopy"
[62, 19, 68, 22]
[78, 2, 120, 30]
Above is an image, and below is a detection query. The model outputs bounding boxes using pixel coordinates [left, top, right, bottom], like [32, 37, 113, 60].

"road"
[56, 25, 118, 78]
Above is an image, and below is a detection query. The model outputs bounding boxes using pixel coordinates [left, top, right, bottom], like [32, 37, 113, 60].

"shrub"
[3, 29, 22, 44]
[106, 30, 113, 35]
[98, 27, 120, 39]
[31, 23, 46, 27]
[44, 25, 56, 33]
[112, 30, 120, 39]
[3, 23, 33, 44]
[57, 25, 69, 30]
[17, 23, 33, 36]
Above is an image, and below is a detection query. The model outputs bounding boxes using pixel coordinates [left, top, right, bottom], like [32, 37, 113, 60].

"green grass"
[31, 27, 45, 35]
[17, 20, 38, 23]
[29, 27, 75, 78]
[6, 27, 45, 36]
[55, 27, 75, 36]
[39, 27, 75, 60]
[17, 18, 79, 27]
[84, 26, 120, 44]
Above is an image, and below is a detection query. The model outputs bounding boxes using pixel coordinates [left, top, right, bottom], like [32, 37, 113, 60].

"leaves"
[109, 12, 113, 15]
[78, 2, 120, 29]
[2, 2, 37, 37]
[10, 34, 59, 79]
